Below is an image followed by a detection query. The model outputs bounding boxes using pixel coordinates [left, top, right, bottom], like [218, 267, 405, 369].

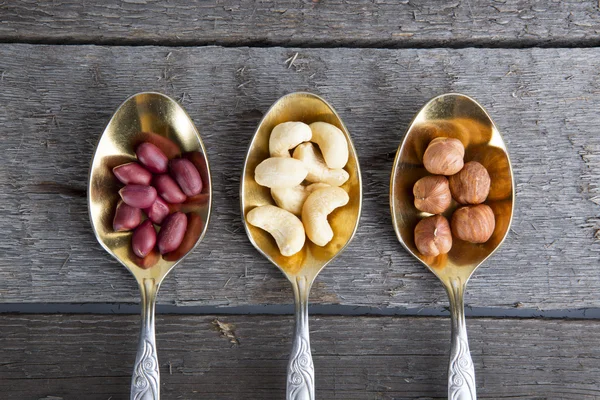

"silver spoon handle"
[131, 278, 160, 400]
[287, 276, 315, 400]
[447, 278, 476, 400]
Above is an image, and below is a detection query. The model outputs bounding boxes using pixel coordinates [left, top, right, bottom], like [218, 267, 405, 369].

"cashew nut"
[293, 142, 349, 186]
[254, 157, 308, 188]
[302, 187, 349, 246]
[306, 182, 331, 193]
[271, 185, 307, 216]
[246, 205, 305, 256]
[309, 122, 349, 169]
[269, 121, 312, 157]
[271, 183, 331, 216]
[271, 185, 306, 216]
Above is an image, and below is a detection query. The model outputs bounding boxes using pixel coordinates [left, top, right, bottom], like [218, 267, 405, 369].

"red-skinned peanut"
[112, 162, 152, 185]
[184, 151, 209, 192]
[113, 200, 142, 232]
[144, 196, 170, 225]
[136, 142, 168, 173]
[119, 185, 157, 209]
[170, 158, 203, 196]
[163, 213, 203, 261]
[131, 220, 157, 258]
[153, 174, 187, 204]
[157, 212, 188, 254]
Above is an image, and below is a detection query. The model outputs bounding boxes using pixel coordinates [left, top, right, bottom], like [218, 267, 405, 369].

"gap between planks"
[1, 303, 600, 320]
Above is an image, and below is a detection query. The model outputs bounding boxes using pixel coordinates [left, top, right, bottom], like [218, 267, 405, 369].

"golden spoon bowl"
[88, 92, 212, 400]
[390, 93, 514, 400]
[241, 92, 362, 399]
[241, 92, 362, 281]
[390, 93, 514, 283]
[88, 92, 212, 280]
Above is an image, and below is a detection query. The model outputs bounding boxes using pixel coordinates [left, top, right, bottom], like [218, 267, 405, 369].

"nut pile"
[112, 139, 204, 267]
[247, 121, 350, 256]
[413, 137, 495, 257]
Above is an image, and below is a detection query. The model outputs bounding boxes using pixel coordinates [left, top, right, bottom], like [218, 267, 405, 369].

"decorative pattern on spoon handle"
[447, 277, 476, 400]
[131, 339, 160, 400]
[448, 336, 476, 400]
[131, 278, 160, 400]
[287, 335, 315, 400]
[287, 276, 315, 400]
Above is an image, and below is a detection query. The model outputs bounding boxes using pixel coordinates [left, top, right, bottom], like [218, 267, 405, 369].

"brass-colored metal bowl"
[390, 93, 514, 284]
[241, 92, 362, 281]
[88, 92, 212, 283]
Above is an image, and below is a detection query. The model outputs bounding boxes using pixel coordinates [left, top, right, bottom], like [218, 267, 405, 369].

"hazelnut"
[413, 175, 452, 214]
[409, 121, 467, 165]
[423, 137, 465, 175]
[470, 146, 512, 201]
[451, 204, 495, 243]
[449, 161, 491, 204]
[414, 215, 452, 257]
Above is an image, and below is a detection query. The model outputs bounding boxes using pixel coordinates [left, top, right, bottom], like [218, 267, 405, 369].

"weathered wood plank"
[1, 314, 599, 399]
[1, 1, 600, 47]
[0, 44, 599, 309]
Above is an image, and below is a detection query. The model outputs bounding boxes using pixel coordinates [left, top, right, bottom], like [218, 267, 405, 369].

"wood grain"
[1, 1, 600, 47]
[1, 314, 599, 399]
[0, 44, 599, 309]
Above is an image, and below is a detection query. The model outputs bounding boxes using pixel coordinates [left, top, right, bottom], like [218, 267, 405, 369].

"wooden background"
[1, 1, 599, 399]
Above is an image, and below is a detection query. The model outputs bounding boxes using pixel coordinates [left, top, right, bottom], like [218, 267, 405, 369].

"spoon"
[390, 93, 514, 400]
[88, 92, 212, 400]
[241, 92, 362, 400]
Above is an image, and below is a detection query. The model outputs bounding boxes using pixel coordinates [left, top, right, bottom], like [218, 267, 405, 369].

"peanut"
[113, 200, 142, 232]
[157, 212, 188, 254]
[113, 162, 152, 185]
[169, 158, 203, 196]
[136, 142, 168, 173]
[131, 220, 157, 258]
[184, 151, 210, 194]
[119, 185, 157, 209]
[153, 174, 187, 204]
[163, 213, 203, 261]
[143, 196, 170, 225]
